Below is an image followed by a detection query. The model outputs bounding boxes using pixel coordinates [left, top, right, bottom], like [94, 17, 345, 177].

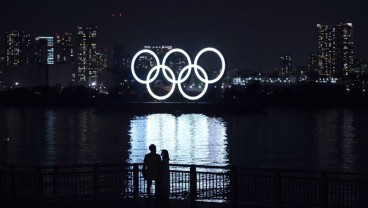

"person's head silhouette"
[161, 149, 170, 160]
[149, 144, 156, 153]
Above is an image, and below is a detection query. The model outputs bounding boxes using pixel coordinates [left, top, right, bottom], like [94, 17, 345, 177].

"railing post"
[320, 171, 328, 208]
[133, 163, 139, 199]
[52, 166, 58, 200]
[94, 164, 100, 202]
[8, 164, 15, 201]
[230, 166, 238, 207]
[36, 166, 43, 202]
[273, 169, 281, 208]
[190, 165, 197, 203]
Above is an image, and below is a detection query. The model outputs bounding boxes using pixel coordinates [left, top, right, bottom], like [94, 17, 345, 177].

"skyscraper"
[54, 33, 74, 64]
[113, 44, 124, 70]
[5, 31, 33, 66]
[35, 36, 54, 65]
[307, 52, 318, 74]
[113, 44, 132, 81]
[143, 45, 172, 59]
[121, 55, 132, 79]
[353, 58, 367, 76]
[280, 55, 292, 76]
[74, 25, 98, 86]
[95, 49, 107, 87]
[317, 23, 354, 76]
[137, 46, 173, 71]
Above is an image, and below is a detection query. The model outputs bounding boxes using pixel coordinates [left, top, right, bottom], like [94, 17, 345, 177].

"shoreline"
[1, 98, 368, 113]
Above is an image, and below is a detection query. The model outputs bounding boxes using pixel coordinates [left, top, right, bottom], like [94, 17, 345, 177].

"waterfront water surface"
[0, 107, 367, 172]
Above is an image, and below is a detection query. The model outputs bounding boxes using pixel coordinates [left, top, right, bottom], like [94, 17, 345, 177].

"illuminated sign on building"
[131, 47, 225, 100]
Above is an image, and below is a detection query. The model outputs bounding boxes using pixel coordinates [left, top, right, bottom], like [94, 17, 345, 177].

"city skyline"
[1, 0, 368, 71]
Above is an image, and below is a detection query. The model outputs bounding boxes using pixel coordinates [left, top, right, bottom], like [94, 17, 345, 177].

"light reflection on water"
[44, 110, 56, 164]
[341, 109, 356, 172]
[0, 107, 367, 172]
[312, 109, 358, 172]
[128, 114, 228, 166]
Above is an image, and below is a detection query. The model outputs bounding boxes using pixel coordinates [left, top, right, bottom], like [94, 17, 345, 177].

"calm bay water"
[0, 106, 367, 172]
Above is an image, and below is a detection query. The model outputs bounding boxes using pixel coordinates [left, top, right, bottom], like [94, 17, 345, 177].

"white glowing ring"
[194, 47, 226, 84]
[131, 49, 160, 84]
[162, 48, 192, 83]
[177, 64, 209, 100]
[131, 47, 225, 100]
[146, 65, 176, 100]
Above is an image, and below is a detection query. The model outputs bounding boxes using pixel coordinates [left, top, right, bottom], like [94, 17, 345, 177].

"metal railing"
[236, 168, 368, 207]
[1, 163, 368, 207]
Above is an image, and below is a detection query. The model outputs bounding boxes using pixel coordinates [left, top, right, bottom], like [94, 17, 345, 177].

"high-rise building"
[121, 56, 132, 79]
[54, 33, 74, 64]
[35, 36, 54, 65]
[94, 49, 108, 87]
[113, 44, 124, 70]
[113, 44, 133, 81]
[74, 25, 98, 86]
[5, 31, 33, 66]
[144, 45, 172, 59]
[280, 55, 292, 76]
[317, 23, 354, 76]
[307, 52, 318, 74]
[165, 52, 188, 72]
[134, 45, 193, 79]
[353, 58, 367, 75]
[137, 46, 172, 70]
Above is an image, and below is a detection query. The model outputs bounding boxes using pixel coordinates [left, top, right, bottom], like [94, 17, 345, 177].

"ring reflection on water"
[128, 114, 228, 167]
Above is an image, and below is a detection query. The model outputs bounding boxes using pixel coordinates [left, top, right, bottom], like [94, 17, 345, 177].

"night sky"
[1, 0, 368, 71]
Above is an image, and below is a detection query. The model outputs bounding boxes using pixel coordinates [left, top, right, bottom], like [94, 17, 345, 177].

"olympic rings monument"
[131, 47, 225, 101]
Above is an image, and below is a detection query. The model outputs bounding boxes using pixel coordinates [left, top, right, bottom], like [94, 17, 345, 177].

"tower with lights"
[35, 36, 54, 65]
[54, 33, 74, 64]
[317, 23, 354, 76]
[307, 52, 318, 75]
[280, 55, 292, 76]
[74, 25, 99, 87]
[5, 31, 33, 66]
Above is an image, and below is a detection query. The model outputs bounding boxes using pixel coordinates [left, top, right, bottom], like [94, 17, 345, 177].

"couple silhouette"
[142, 144, 170, 199]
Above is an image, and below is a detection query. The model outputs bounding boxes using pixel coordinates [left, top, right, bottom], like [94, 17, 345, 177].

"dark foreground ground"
[1, 199, 271, 208]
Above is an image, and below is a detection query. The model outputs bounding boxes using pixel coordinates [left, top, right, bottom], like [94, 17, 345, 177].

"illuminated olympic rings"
[131, 47, 225, 100]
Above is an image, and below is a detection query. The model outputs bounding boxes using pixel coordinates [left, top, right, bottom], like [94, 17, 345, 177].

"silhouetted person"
[143, 144, 161, 198]
[160, 149, 170, 199]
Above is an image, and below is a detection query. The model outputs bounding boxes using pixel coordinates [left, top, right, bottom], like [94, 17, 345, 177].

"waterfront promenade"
[0, 163, 367, 207]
